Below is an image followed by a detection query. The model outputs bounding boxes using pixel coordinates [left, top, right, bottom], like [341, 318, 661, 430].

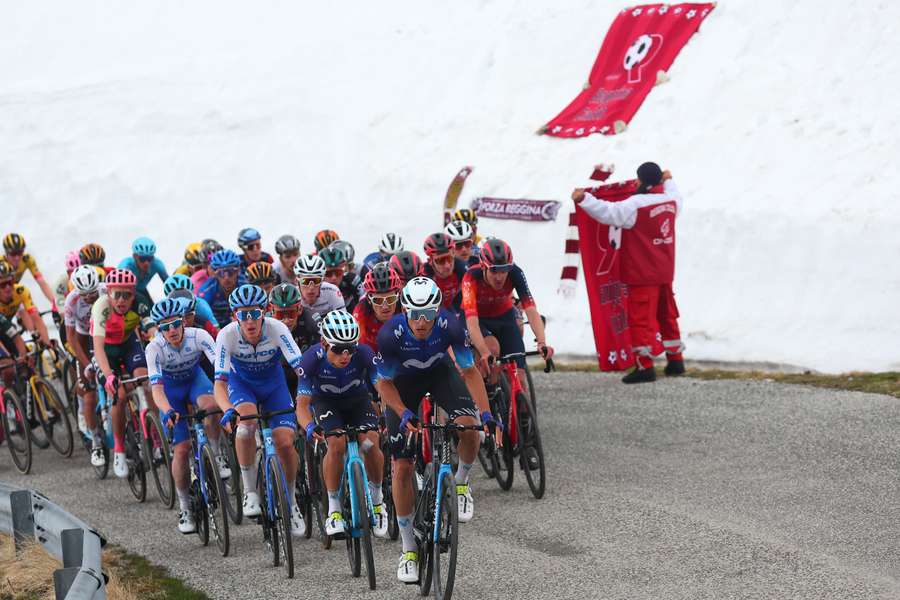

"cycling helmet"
[237, 228, 262, 249]
[65, 250, 81, 272]
[319, 309, 360, 344]
[2, 233, 25, 254]
[105, 268, 137, 288]
[330, 240, 355, 264]
[479, 238, 514, 271]
[200, 239, 223, 263]
[167, 288, 196, 313]
[229, 284, 268, 311]
[452, 208, 479, 226]
[163, 273, 194, 295]
[269, 283, 302, 308]
[0, 261, 12, 279]
[363, 262, 402, 295]
[184, 242, 204, 266]
[293, 254, 326, 278]
[378, 233, 404, 255]
[423, 233, 454, 257]
[246, 261, 276, 285]
[318, 246, 345, 269]
[79, 243, 106, 266]
[151, 298, 185, 323]
[389, 251, 424, 282]
[209, 249, 241, 270]
[274, 234, 301, 255]
[70, 265, 100, 294]
[132, 236, 157, 256]
[314, 229, 339, 253]
[400, 277, 442, 311]
[444, 220, 473, 243]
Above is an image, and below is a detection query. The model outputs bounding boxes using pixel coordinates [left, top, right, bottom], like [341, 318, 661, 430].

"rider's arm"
[153, 257, 170, 283]
[28, 307, 50, 345]
[293, 348, 318, 430]
[34, 274, 57, 310]
[372, 332, 408, 424]
[66, 324, 90, 368]
[150, 383, 173, 414]
[295, 394, 314, 431]
[508, 266, 547, 348]
[212, 325, 234, 412]
[11, 332, 27, 358]
[460, 272, 490, 357]
[90, 298, 113, 377]
[270, 318, 304, 372]
[195, 328, 217, 364]
[448, 316, 490, 415]
[374, 378, 407, 425]
[93, 334, 112, 378]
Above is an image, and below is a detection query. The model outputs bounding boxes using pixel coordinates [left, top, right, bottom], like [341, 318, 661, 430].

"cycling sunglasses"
[328, 342, 358, 355]
[433, 253, 454, 266]
[370, 293, 398, 306]
[216, 267, 239, 277]
[488, 263, 514, 273]
[112, 290, 134, 300]
[454, 240, 473, 250]
[136, 255, 153, 263]
[6, 250, 23, 257]
[158, 318, 183, 332]
[408, 307, 439, 322]
[244, 242, 262, 251]
[325, 268, 345, 279]
[273, 308, 299, 320]
[299, 276, 322, 287]
[235, 308, 264, 321]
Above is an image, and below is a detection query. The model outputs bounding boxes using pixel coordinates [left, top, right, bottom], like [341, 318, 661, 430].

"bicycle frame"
[500, 360, 522, 446]
[260, 421, 292, 518]
[337, 430, 375, 538]
[190, 416, 214, 503]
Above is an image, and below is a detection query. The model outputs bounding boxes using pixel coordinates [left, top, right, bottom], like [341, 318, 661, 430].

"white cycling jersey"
[63, 287, 105, 335]
[146, 327, 216, 385]
[214, 317, 302, 382]
[301, 281, 344, 321]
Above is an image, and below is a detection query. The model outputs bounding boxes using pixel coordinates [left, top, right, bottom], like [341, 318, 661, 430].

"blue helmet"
[151, 298, 185, 323]
[228, 284, 268, 311]
[237, 228, 262, 249]
[163, 273, 194, 295]
[167, 289, 196, 313]
[209, 249, 241, 270]
[132, 236, 157, 257]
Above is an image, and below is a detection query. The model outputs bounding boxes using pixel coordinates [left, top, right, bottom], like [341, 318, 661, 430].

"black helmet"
[269, 282, 302, 308]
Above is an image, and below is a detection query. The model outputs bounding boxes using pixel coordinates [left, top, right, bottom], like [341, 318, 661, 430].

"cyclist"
[293, 254, 344, 322]
[2, 233, 60, 316]
[213, 284, 306, 536]
[64, 266, 103, 457]
[451, 208, 482, 245]
[295, 310, 389, 538]
[191, 239, 224, 290]
[197, 249, 243, 326]
[445, 220, 479, 266]
[352, 263, 401, 353]
[313, 229, 340, 254]
[147, 298, 229, 534]
[90, 268, 148, 478]
[54, 251, 82, 311]
[359, 233, 404, 281]
[79, 243, 111, 280]
[118, 237, 169, 317]
[423, 233, 467, 314]
[0, 261, 51, 346]
[319, 246, 360, 312]
[163, 275, 219, 336]
[388, 250, 425, 286]
[461, 239, 554, 396]
[0, 313, 28, 376]
[375, 277, 496, 582]
[237, 228, 273, 271]
[246, 261, 278, 294]
[330, 240, 358, 276]
[269, 283, 318, 396]
[273, 235, 301, 285]
[173, 242, 205, 277]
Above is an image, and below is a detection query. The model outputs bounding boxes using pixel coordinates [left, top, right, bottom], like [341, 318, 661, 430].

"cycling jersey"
[193, 296, 220, 331]
[118, 256, 169, 293]
[280, 310, 320, 396]
[423, 258, 467, 311]
[53, 273, 71, 309]
[338, 272, 361, 312]
[5, 253, 41, 283]
[191, 268, 210, 289]
[301, 282, 344, 321]
[460, 264, 535, 319]
[0, 314, 18, 357]
[273, 262, 297, 286]
[214, 317, 303, 383]
[197, 277, 234, 326]
[240, 252, 274, 271]
[0, 284, 37, 319]
[375, 309, 474, 380]
[173, 262, 195, 277]
[146, 327, 216, 385]
[297, 343, 377, 400]
[353, 301, 397, 353]
[64, 288, 104, 335]
[90, 295, 141, 345]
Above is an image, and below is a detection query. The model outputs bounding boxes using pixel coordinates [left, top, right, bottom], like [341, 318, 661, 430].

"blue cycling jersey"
[197, 277, 231, 326]
[194, 296, 219, 329]
[296, 343, 377, 399]
[118, 256, 169, 293]
[375, 308, 474, 380]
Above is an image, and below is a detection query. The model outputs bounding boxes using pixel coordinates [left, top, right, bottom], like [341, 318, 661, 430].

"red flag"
[543, 3, 714, 138]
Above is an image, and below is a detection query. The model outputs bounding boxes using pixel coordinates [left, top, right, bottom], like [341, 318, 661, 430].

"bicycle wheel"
[221, 430, 243, 524]
[2, 389, 32, 474]
[523, 361, 538, 417]
[293, 438, 313, 540]
[143, 411, 175, 508]
[269, 456, 295, 578]
[517, 392, 546, 499]
[351, 462, 377, 589]
[382, 438, 399, 540]
[477, 435, 497, 478]
[310, 443, 332, 549]
[432, 469, 459, 600]
[62, 358, 79, 419]
[344, 477, 361, 578]
[417, 471, 435, 597]
[202, 445, 231, 556]
[125, 413, 147, 502]
[33, 377, 74, 457]
[493, 375, 514, 491]
[192, 478, 210, 546]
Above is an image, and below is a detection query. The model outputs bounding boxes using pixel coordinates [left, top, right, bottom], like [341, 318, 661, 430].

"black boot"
[622, 367, 657, 384]
[664, 360, 685, 376]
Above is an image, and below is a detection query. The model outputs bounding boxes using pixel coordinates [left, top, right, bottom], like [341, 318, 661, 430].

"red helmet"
[105, 268, 137, 288]
[363, 262, 402, 294]
[479, 239, 514, 271]
[389, 251, 424, 282]
[423, 232, 454, 257]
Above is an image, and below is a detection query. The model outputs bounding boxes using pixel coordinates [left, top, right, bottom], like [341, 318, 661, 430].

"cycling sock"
[398, 513, 416, 553]
[454, 461, 474, 485]
[368, 481, 383, 505]
[240, 464, 258, 494]
[176, 487, 191, 511]
[91, 428, 103, 448]
[113, 434, 125, 453]
[327, 490, 341, 515]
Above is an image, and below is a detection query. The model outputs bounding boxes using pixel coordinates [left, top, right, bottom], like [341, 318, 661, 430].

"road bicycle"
[221, 428, 243, 524]
[0, 358, 32, 474]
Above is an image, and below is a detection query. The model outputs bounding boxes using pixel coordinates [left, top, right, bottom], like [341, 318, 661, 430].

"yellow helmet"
[2, 233, 26, 254]
[451, 208, 478, 226]
[184, 242, 204, 266]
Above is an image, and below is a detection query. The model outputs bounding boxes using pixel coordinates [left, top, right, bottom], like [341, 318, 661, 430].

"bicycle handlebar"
[323, 425, 379, 438]
[238, 407, 296, 423]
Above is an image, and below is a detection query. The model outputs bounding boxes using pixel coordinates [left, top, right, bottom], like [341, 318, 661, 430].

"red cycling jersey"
[353, 301, 399, 353]
[424, 258, 467, 310]
[461, 265, 535, 319]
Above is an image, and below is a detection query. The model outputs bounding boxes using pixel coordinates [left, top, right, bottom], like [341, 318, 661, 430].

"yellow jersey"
[0, 284, 36, 319]
[3, 253, 41, 283]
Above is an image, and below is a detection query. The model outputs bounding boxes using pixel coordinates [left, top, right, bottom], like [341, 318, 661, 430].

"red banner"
[544, 3, 714, 138]
[471, 197, 562, 221]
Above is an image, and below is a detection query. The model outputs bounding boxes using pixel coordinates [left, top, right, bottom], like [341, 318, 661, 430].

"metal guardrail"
[0, 481, 107, 599]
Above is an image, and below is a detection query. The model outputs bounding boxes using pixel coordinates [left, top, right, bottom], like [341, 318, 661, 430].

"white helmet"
[319, 309, 360, 345]
[70, 264, 100, 294]
[400, 276, 443, 311]
[293, 253, 326, 278]
[444, 220, 473, 243]
[378, 233, 404, 255]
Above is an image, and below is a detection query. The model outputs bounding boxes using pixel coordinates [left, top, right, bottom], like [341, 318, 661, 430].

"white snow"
[2, 1, 898, 372]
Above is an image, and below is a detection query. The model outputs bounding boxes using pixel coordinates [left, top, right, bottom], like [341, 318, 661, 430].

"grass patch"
[102, 546, 209, 600]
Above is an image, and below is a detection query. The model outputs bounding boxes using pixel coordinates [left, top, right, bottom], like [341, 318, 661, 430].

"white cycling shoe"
[291, 502, 306, 537]
[215, 454, 231, 480]
[397, 551, 419, 583]
[372, 504, 390, 539]
[178, 510, 196, 534]
[325, 512, 346, 536]
[113, 452, 128, 478]
[90, 446, 106, 467]
[242, 492, 262, 518]
[456, 484, 474, 523]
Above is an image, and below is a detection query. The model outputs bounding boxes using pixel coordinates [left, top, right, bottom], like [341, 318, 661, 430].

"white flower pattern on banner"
[552, 126, 562, 133]
[608, 351, 617, 364]
[687, 9, 697, 19]
[632, 8, 642, 16]
[659, 5, 669, 14]
[674, 7, 683, 14]
[620, 349, 628, 361]
[576, 128, 584, 135]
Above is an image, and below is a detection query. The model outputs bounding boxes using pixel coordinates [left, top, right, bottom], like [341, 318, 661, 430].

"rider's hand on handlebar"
[219, 408, 237, 433]
[400, 409, 420, 434]
[164, 409, 179, 429]
[103, 373, 118, 395]
[538, 342, 555, 361]
[476, 353, 494, 377]
[305, 422, 325, 443]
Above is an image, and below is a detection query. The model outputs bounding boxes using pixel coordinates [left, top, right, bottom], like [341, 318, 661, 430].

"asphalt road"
[4, 373, 900, 599]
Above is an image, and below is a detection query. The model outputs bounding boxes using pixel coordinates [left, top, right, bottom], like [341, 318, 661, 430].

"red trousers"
[627, 284, 684, 369]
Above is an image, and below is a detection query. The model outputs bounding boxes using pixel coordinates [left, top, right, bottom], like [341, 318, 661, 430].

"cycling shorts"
[478, 308, 526, 368]
[227, 369, 296, 431]
[160, 366, 214, 445]
[312, 394, 378, 433]
[105, 333, 147, 375]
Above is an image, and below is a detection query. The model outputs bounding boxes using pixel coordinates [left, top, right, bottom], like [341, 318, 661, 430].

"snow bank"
[2, 1, 897, 372]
